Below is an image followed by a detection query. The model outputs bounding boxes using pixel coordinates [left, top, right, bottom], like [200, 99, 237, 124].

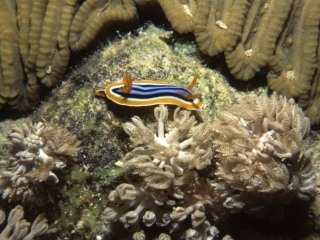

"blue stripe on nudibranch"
[95, 74, 203, 110]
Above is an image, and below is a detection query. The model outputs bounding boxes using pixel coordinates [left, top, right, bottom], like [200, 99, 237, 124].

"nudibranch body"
[95, 74, 203, 110]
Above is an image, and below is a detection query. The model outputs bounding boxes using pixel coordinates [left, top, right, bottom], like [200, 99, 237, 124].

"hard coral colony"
[103, 93, 317, 239]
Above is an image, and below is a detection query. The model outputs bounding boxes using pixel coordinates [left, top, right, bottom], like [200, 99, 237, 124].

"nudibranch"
[95, 74, 203, 110]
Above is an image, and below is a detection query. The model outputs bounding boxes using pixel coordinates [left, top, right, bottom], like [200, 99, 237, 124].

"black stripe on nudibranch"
[112, 85, 193, 100]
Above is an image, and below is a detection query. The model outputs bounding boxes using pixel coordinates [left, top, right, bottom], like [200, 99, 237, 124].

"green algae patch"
[71, 170, 92, 181]
[85, 120, 102, 132]
[99, 166, 129, 181]
[69, 89, 95, 116]
[57, 165, 129, 239]
[0, 142, 9, 159]
[310, 200, 320, 231]
[58, 185, 108, 239]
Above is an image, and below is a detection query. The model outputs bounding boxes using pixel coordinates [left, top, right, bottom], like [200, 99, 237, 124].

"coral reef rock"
[0, 205, 55, 239]
[211, 92, 317, 220]
[0, 121, 80, 202]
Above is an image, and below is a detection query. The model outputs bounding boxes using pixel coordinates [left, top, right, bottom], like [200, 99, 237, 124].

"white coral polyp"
[154, 133, 170, 148]
[257, 130, 275, 151]
[24, 134, 43, 148]
[46, 171, 59, 185]
[37, 149, 53, 163]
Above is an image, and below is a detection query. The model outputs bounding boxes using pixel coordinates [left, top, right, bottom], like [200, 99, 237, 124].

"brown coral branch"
[0, 0, 24, 104]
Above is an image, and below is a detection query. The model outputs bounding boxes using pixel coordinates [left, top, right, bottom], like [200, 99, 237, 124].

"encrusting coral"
[0, 121, 80, 202]
[211, 92, 316, 219]
[0, 205, 55, 239]
[103, 94, 318, 238]
[102, 105, 219, 239]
